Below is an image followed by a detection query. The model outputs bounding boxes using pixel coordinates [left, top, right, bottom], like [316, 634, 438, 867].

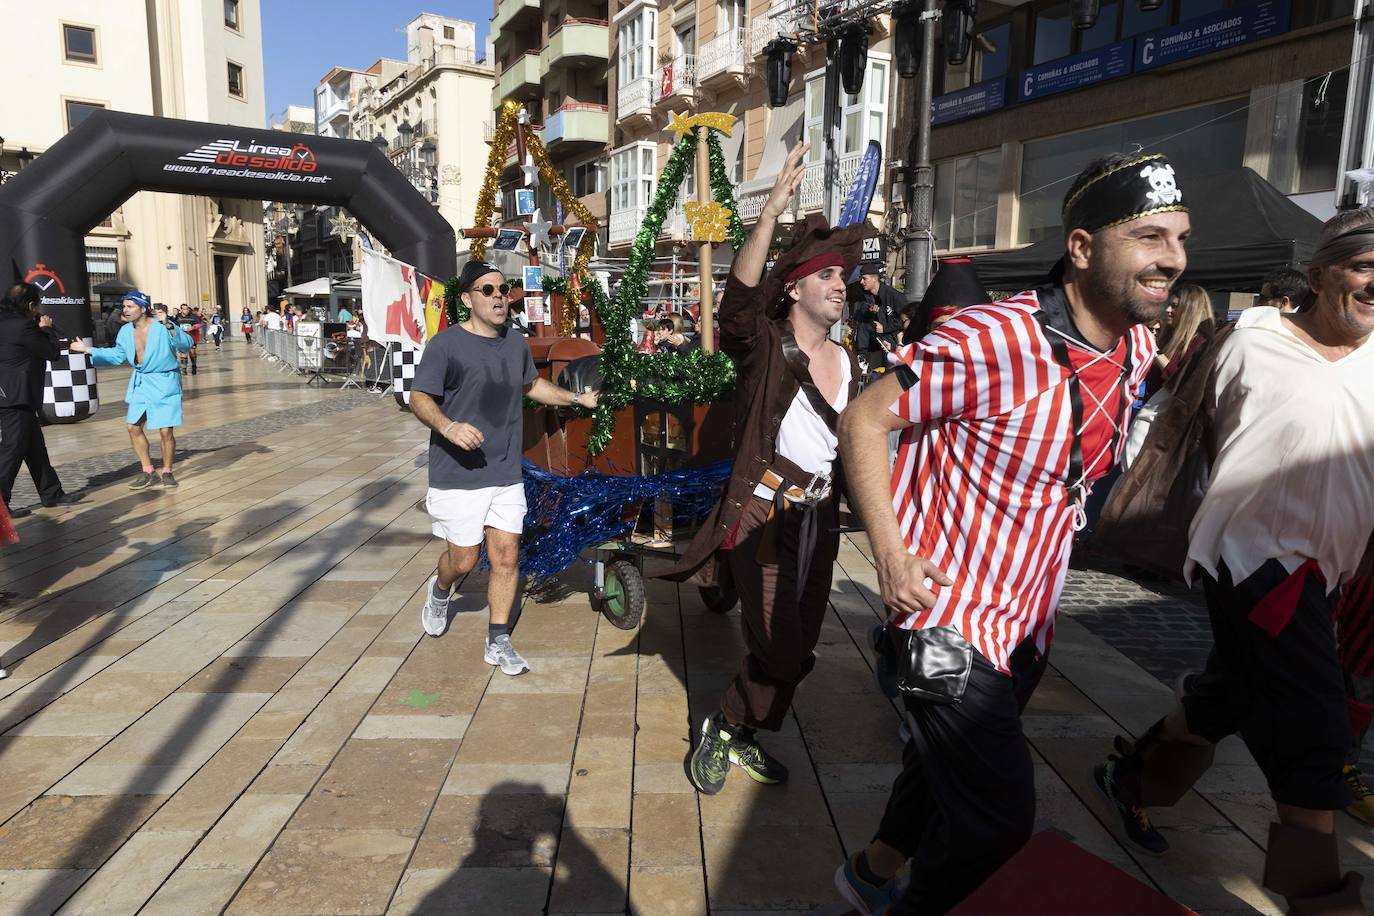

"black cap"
[458, 260, 503, 293]
[858, 263, 883, 276]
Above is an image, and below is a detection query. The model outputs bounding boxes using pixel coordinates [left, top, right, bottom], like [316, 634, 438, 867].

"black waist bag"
[881, 624, 974, 706]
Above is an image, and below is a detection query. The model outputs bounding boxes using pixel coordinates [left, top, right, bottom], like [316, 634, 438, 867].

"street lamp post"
[903, 0, 939, 305]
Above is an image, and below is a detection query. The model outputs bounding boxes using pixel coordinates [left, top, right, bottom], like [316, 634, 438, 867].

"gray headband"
[1310, 225, 1374, 268]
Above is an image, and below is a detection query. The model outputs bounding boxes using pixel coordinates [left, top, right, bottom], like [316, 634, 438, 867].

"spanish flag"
[423, 276, 449, 340]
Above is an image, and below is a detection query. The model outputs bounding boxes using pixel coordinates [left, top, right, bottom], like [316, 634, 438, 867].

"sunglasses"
[471, 283, 510, 298]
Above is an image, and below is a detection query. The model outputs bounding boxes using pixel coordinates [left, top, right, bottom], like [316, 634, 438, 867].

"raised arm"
[731, 143, 808, 287]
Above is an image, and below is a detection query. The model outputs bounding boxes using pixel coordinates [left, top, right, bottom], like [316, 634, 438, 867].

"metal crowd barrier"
[256, 327, 392, 392]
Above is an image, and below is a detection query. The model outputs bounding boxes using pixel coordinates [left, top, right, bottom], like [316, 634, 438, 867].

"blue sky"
[262, 0, 492, 122]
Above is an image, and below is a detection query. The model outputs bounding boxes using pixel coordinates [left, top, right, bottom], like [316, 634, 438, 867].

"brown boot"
[1263, 823, 1367, 915]
[1287, 873, 1365, 916]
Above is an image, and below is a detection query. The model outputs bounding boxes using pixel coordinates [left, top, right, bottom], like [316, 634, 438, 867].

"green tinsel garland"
[443, 276, 468, 324]
[706, 129, 747, 252]
[579, 126, 741, 455]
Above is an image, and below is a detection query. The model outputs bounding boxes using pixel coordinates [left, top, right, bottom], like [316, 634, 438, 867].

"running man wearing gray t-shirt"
[409, 262, 598, 674]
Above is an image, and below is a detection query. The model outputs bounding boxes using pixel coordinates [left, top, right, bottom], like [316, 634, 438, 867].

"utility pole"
[903, 0, 939, 305]
[823, 39, 844, 227]
[1335, 0, 1374, 209]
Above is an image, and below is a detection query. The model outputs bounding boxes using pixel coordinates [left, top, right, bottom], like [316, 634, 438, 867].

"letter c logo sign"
[1142, 39, 1154, 65]
[1023, 74, 1034, 97]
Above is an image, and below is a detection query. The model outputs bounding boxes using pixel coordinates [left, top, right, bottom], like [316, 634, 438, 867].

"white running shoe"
[484, 634, 529, 676]
[421, 575, 450, 637]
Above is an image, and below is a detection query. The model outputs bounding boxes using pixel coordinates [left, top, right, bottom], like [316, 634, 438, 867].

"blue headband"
[123, 291, 151, 310]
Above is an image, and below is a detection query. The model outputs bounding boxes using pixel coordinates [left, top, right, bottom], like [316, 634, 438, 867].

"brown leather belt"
[761, 453, 832, 505]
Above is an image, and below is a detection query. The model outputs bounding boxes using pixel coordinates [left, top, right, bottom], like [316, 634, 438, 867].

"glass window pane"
[979, 23, 1011, 81]
[224, 0, 239, 28]
[63, 25, 96, 62]
[934, 161, 955, 251]
[1178, 0, 1227, 19]
[807, 80, 823, 119]
[1296, 70, 1349, 192]
[843, 111, 860, 154]
[869, 62, 887, 106]
[1078, 0, 1119, 52]
[1017, 99, 1247, 243]
[1121, 2, 1169, 36]
[975, 151, 1000, 249]
[1033, 4, 1072, 65]
[641, 147, 653, 174]
[868, 113, 881, 147]
[65, 100, 103, 131]
[806, 125, 822, 160]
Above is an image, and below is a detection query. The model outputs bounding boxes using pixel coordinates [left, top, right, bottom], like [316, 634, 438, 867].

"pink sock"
[142, 465, 155, 473]
[159, 467, 173, 474]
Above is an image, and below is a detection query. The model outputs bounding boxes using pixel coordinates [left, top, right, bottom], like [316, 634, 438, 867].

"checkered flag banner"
[392, 343, 421, 407]
[42, 341, 99, 423]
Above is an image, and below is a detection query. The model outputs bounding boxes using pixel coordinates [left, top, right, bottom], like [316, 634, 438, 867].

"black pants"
[0, 407, 63, 506]
[721, 495, 839, 731]
[1180, 560, 1350, 810]
[877, 641, 1045, 914]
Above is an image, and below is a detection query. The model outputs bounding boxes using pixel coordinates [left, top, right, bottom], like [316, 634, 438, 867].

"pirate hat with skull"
[1062, 152, 1188, 235]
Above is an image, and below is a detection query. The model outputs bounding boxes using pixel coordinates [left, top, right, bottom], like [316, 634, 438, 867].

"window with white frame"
[617, 8, 657, 86]
[571, 160, 607, 198]
[804, 57, 889, 163]
[676, 24, 695, 58]
[611, 143, 655, 213]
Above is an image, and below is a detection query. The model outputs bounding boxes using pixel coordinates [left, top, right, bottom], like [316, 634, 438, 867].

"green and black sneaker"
[729, 729, 790, 785]
[689, 714, 732, 795]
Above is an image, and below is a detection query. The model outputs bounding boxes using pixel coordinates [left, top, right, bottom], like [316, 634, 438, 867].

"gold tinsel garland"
[468, 101, 600, 337]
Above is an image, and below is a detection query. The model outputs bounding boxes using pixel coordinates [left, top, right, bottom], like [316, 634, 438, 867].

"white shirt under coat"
[754, 343, 852, 501]
[1186, 305, 1374, 590]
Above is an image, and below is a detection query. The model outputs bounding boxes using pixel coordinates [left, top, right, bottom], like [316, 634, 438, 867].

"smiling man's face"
[1075, 210, 1190, 324]
[1310, 250, 1374, 344]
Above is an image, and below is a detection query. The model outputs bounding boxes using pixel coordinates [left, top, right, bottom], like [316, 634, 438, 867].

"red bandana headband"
[783, 252, 846, 286]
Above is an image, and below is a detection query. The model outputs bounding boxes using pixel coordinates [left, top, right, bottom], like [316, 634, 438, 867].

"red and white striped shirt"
[886, 289, 1155, 674]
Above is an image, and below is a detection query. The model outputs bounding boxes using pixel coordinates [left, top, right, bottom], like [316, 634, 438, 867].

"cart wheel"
[601, 560, 645, 630]
[699, 585, 738, 614]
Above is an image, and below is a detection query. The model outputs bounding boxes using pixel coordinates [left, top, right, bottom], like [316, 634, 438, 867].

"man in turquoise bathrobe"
[70, 293, 193, 490]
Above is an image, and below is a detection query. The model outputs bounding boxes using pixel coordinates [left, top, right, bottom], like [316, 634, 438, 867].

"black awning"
[971, 168, 1323, 294]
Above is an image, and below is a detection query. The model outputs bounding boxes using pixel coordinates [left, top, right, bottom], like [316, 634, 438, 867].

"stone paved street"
[0, 340, 1371, 915]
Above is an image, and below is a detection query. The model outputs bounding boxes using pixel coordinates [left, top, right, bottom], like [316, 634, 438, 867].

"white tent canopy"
[282, 277, 331, 297]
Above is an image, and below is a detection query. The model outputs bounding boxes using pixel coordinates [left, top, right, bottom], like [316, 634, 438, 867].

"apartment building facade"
[0, 0, 269, 319]
[489, 0, 611, 263]
[606, 0, 897, 270]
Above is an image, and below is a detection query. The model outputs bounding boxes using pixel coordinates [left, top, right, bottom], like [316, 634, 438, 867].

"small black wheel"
[699, 585, 738, 614]
[601, 560, 645, 630]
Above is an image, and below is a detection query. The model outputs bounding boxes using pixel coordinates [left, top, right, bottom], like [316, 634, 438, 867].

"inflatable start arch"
[0, 110, 456, 421]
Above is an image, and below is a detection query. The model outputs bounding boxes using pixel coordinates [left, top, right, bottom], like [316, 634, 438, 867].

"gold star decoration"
[683, 201, 732, 244]
[667, 110, 738, 143]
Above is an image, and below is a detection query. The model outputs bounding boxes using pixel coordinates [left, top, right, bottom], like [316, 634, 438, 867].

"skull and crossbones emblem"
[1140, 162, 1182, 206]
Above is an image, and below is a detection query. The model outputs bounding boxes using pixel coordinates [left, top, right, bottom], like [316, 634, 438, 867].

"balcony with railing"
[750, 1, 804, 57]
[494, 50, 542, 104]
[698, 29, 749, 87]
[543, 103, 609, 151]
[654, 55, 697, 107]
[493, 0, 540, 34]
[736, 152, 880, 221]
[609, 207, 647, 246]
[317, 88, 349, 123]
[542, 18, 609, 70]
[616, 75, 655, 125]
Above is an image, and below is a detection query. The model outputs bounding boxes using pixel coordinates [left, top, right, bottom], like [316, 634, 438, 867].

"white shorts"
[426, 484, 526, 548]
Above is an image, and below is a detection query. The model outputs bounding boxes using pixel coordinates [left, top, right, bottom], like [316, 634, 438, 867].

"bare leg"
[127, 421, 153, 469]
[484, 527, 520, 626]
[437, 542, 478, 592]
[1277, 804, 1335, 834]
[158, 428, 176, 471]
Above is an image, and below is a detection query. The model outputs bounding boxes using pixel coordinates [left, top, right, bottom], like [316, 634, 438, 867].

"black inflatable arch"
[0, 109, 456, 421]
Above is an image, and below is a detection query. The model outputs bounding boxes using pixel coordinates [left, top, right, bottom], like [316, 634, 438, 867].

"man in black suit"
[0, 283, 77, 516]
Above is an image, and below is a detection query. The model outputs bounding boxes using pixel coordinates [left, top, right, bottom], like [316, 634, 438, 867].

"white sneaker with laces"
[484, 634, 529, 676]
[421, 575, 450, 637]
